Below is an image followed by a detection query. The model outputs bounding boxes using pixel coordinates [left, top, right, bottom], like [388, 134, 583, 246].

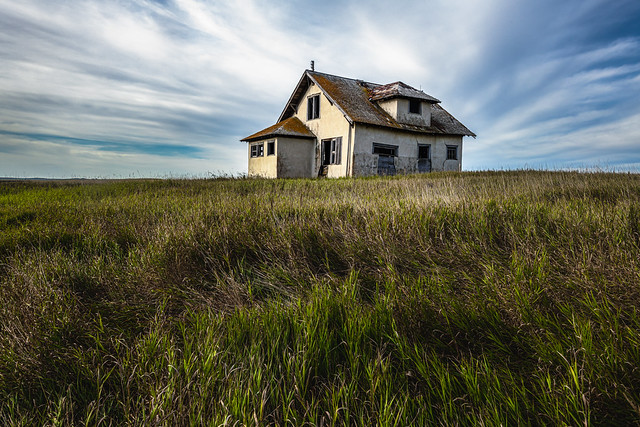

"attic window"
[307, 94, 320, 120]
[250, 143, 264, 158]
[409, 99, 422, 114]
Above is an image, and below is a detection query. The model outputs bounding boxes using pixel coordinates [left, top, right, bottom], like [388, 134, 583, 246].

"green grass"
[1, 171, 640, 425]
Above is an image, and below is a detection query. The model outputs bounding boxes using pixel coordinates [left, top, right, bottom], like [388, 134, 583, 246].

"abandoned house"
[241, 69, 475, 178]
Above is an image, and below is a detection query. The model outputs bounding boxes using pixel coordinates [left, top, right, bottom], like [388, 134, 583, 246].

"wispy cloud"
[0, 0, 639, 176]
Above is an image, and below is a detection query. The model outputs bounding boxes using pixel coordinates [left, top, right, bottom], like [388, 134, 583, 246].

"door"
[417, 159, 431, 173]
[377, 155, 396, 176]
[373, 143, 398, 176]
[418, 144, 431, 173]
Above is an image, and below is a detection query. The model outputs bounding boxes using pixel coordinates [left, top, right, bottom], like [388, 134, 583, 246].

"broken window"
[250, 143, 264, 158]
[372, 143, 398, 157]
[267, 140, 275, 156]
[446, 145, 458, 160]
[321, 137, 342, 165]
[307, 94, 320, 120]
[409, 99, 421, 114]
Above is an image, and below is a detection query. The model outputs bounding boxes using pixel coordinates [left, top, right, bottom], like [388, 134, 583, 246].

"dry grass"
[1, 170, 640, 425]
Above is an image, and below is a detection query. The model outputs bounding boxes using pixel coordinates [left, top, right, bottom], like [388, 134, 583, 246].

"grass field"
[1, 170, 640, 425]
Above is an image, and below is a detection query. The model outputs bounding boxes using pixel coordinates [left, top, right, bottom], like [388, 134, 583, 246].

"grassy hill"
[1, 171, 640, 425]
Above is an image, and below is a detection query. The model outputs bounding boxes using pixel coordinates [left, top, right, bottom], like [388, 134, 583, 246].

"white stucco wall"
[294, 82, 352, 178]
[351, 125, 463, 176]
[276, 137, 315, 178]
[248, 137, 315, 178]
[247, 140, 276, 178]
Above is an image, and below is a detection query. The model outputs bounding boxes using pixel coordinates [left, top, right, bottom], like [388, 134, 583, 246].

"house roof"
[241, 116, 315, 142]
[278, 70, 475, 137]
[369, 81, 440, 103]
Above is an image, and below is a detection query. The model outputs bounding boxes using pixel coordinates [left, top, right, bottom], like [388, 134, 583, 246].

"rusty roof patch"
[369, 81, 440, 103]
[241, 116, 316, 142]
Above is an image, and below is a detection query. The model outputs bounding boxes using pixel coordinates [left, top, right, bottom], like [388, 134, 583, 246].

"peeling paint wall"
[352, 125, 463, 176]
[294, 82, 351, 177]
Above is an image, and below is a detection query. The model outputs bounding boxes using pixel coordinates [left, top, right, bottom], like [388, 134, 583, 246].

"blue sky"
[1, 0, 639, 177]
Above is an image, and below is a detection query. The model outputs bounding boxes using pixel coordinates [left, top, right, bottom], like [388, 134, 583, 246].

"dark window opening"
[418, 144, 431, 173]
[372, 143, 398, 157]
[307, 94, 320, 120]
[321, 137, 342, 165]
[250, 143, 264, 158]
[267, 140, 275, 156]
[446, 145, 458, 160]
[418, 144, 430, 159]
[409, 99, 422, 114]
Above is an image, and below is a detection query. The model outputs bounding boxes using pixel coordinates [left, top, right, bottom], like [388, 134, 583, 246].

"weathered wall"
[247, 140, 277, 178]
[376, 98, 431, 127]
[395, 99, 431, 127]
[377, 99, 398, 120]
[352, 125, 463, 176]
[294, 82, 352, 177]
[276, 137, 315, 178]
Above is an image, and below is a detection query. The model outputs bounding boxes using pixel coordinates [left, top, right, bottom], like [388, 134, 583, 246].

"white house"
[242, 69, 475, 178]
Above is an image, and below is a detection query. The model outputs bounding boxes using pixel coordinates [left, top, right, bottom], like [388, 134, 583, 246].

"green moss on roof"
[277, 70, 475, 137]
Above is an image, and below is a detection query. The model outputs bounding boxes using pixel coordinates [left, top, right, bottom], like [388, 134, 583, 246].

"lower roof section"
[241, 116, 315, 142]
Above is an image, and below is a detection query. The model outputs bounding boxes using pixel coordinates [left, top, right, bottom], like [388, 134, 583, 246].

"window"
[372, 143, 398, 157]
[250, 143, 264, 158]
[267, 140, 275, 156]
[446, 145, 458, 160]
[307, 94, 320, 120]
[409, 99, 422, 114]
[321, 137, 342, 165]
[418, 144, 430, 159]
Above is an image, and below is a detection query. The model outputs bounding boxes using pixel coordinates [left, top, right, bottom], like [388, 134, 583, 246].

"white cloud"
[0, 0, 639, 176]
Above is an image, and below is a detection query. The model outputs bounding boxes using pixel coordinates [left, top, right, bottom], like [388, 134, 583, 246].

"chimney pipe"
[310, 60, 315, 71]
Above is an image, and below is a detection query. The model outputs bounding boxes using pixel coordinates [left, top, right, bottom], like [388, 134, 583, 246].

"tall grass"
[1, 171, 639, 425]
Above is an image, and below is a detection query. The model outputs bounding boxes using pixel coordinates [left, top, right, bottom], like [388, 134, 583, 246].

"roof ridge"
[306, 69, 381, 87]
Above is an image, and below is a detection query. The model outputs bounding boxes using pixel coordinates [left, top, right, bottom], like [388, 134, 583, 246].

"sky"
[1, 0, 639, 178]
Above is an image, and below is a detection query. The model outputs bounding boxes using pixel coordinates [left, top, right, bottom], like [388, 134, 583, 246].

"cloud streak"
[0, 0, 639, 177]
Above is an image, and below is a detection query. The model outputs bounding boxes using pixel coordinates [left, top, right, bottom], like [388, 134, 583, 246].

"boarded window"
[409, 99, 422, 114]
[446, 145, 458, 160]
[267, 140, 275, 156]
[307, 94, 320, 120]
[321, 137, 342, 165]
[250, 143, 264, 158]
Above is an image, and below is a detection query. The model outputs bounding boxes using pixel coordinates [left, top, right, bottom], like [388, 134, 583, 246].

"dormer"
[369, 82, 440, 127]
